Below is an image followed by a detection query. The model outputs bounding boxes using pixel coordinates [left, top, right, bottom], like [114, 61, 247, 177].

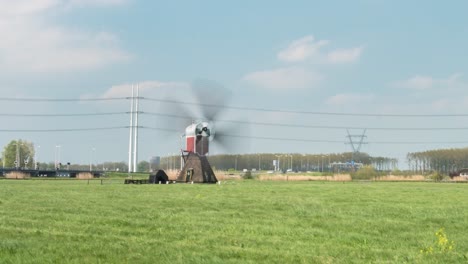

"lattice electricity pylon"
[346, 129, 368, 157]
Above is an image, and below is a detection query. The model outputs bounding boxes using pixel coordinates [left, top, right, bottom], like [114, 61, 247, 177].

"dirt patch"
[166, 169, 242, 181]
[451, 176, 468, 182]
[374, 175, 426, 181]
[215, 171, 242, 181]
[76, 172, 94, 179]
[258, 174, 352, 181]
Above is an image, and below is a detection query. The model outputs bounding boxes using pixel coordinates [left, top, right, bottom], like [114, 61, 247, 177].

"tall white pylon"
[128, 85, 135, 173]
[128, 85, 140, 173]
[133, 84, 140, 173]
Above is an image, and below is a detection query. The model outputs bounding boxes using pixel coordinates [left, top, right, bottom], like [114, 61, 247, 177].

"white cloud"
[463, 97, 468, 105]
[243, 67, 323, 90]
[431, 99, 450, 111]
[0, 0, 130, 73]
[277, 35, 363, 64]
[394, 75, 434, 90]
[0, 0, 60, 16]
[326, 46, 363, 64]
[66, 0, 128, 8]
[100, 81, 190, 98]
[244, 35, 364, 90]
[427, 96, 468, 112]
[277, 35, 329, 63]
[0, 0, 128, 13]
[325, 93, 374, 106]
[393, 73, 463, 90]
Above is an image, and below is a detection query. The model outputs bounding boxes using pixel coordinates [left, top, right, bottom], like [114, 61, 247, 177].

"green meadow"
[1, 180, 468, 263]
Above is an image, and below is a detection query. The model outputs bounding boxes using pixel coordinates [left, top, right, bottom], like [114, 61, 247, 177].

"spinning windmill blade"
[154, 80, 226, 135]
[169, 80, 251, 184]
[154, 94, 194, 135]
[210, 119, 251, 154]
[154, 79, 250, 155]
[191, 79, 230, 122]
[190, 79, 251, 154]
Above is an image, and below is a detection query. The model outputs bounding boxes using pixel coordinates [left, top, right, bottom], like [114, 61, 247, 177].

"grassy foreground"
[1, 180, 468, 263]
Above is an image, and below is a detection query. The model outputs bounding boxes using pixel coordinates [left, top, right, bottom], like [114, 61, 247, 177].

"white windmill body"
[184, 121, 214, 156]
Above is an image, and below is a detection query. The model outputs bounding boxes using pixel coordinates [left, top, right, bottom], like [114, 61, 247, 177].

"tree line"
[1, 139, 398, 173]
[0, 140, 131, 172]
[160, 152, 398, 172]
[407, 147, 468, 174]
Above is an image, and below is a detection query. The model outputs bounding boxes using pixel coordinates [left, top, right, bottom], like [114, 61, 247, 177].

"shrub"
[242, 170, 255, 180]
[430, 171, 446, 182]
[351, 166, 379, 180]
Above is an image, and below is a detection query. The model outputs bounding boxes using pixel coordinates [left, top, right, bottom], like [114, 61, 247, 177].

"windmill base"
[177, 153, 217, 183]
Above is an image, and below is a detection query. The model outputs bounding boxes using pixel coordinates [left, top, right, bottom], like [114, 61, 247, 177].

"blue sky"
[1, 0, 468, 167]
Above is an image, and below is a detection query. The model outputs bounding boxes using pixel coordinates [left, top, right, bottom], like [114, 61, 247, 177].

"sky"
[1, 0, 468, 168]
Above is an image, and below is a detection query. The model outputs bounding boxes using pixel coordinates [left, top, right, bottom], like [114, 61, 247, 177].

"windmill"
[176, 121, 216, 183]
[169, 80, 247, 183]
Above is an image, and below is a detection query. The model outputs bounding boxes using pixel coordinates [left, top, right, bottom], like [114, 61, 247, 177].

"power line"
[219, 135, 468, 145]
[142, 97, 468, 118]
[0, 126, 128, 132]
[2, 108, 468, 131]
[1, 95, 468, 117]
[140, 126, 468, 145]
[217, 134, 344, 143]
[140, 126, 180, 133]
[142, 111, 192, 119]
[0, 112, 128, 117]
[142, 111, 468, 131]
[1, 124, 466, 145]
[204, 120, 468, 131]
[0, 97, 128, 102]
[2, 109, 468, 130]
[371, 141, 468, 145]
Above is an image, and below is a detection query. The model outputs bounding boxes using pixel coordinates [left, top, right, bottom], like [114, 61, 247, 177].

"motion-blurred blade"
[154, 95, 193, 135]
[191, 79, 231, 121]
[211, 120, 251, 154]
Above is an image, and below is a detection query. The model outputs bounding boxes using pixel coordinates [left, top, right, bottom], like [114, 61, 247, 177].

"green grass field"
[1, 180, 468, 263]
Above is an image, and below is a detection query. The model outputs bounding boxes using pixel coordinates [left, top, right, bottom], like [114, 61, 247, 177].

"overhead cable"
[0, 112, 128, 117]
[1, 95, 467, 117]
[140, 126, 468, 145]
[142, 111, 468, 131]
[0, 126, 128, 132]
[142, 97, 468, 118]
[0, 97, 128, 102]
[3, 109, 468, 131]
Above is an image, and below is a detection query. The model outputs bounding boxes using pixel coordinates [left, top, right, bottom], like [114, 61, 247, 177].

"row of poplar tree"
[407, 148, 468, 174]
[6, 139, 464, 173]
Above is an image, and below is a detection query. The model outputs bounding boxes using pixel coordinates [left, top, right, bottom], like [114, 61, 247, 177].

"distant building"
[459, 168, 468, 178]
